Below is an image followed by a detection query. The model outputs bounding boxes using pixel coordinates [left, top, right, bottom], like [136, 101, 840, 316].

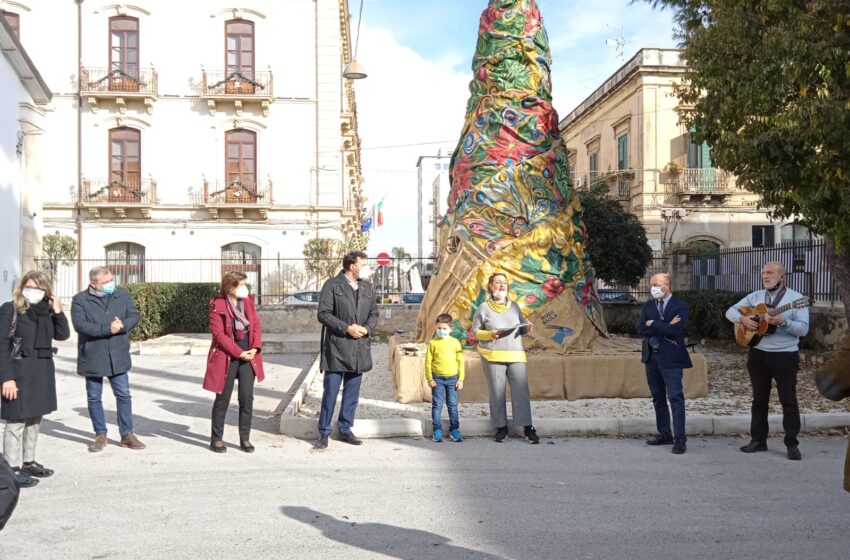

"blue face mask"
[435, 329, 450, 339]
[102, 281, 116, 295]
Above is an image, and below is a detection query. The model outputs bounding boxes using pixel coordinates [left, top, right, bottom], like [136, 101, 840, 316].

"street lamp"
[343, 0, 367, 80]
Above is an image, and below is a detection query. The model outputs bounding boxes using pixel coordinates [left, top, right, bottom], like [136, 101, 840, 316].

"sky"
[348, 0, 680, 256]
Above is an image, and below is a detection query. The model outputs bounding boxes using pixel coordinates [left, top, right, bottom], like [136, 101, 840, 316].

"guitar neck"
[768, 300, 805, 316]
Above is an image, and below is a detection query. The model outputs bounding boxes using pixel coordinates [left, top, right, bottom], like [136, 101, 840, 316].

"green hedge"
[676, 290, 748, 340]
[125, 283, 220, 341]
[604, 290, 748, 340]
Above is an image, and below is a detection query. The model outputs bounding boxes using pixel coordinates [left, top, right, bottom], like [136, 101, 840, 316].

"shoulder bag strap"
[9, 307, 17, 338]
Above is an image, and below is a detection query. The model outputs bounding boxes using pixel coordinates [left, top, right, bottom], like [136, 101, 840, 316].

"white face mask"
[435, 328, 450, 339]
[492, 290, 508, 301]
[650, 286, 665, 300]
[22, 288, 46, 305]
[357, 265, 372, 280]
[234, 286, 250, 299]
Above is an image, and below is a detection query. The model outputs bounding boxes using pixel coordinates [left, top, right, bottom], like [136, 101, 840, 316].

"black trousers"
[211, 359, 255, 442]
[747, 348, 800, 447]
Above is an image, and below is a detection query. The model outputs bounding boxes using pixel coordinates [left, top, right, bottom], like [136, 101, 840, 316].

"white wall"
[23, 0, 354, 276]
[0, 50, 27, 298]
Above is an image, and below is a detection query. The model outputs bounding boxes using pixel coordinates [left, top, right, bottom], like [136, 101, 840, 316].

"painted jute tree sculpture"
[417, 0, 608, 352]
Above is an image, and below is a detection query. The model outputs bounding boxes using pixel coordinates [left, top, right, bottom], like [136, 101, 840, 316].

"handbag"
[9, 308, 22, 361]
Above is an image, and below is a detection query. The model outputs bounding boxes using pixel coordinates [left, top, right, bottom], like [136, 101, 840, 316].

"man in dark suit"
[315, 251, 379, 449]
[636, 273, 693, 454]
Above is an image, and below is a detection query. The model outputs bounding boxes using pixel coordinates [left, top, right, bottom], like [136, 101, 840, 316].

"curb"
[278, 356, 850, 440]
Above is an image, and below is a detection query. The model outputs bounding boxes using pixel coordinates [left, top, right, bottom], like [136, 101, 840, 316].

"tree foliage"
[39, 232, 78, 282]
[647, 0, 850, 247]
[302, 236, 361, 282]
[579, 185, 653, 287]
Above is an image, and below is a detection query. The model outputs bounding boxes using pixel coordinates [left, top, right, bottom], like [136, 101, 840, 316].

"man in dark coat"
[315, 251, 378, 449]
[636, 273, 693, 455]
[71, 266, 145, 452]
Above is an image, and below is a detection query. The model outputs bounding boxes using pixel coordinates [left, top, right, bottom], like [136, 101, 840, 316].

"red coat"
[203, 294, 265, 393]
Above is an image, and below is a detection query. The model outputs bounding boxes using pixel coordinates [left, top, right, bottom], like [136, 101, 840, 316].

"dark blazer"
[636, 294, 693, 369]
[203, 294, 265, 394]
[71, 287, 139, 377]
[318, 272, 379, 373]
[0, 301, 70, 420]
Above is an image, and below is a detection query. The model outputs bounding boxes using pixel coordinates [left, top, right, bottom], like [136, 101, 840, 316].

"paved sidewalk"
[2, 342, 848, 559]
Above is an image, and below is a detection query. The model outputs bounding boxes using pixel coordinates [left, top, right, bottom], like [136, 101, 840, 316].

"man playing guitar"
[726, 261, 810, 460]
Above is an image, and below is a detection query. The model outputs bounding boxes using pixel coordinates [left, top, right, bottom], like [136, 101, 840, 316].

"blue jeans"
[86, 373, 134, 437]
[431, 375, 459, 432]
[318, 371, 363, 436]
[645, 353, 686, 442]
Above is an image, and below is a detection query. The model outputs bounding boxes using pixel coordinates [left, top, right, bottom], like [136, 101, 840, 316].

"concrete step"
[140, 333, 321, 356]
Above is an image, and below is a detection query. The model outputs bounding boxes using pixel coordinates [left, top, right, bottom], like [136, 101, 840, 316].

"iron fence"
[603, 255, 669, 301]
[691, 240, 840, 302]
[37, 257, 437, 306]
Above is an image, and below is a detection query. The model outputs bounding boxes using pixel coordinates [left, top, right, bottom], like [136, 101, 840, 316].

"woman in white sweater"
[471, 273, 538, 443]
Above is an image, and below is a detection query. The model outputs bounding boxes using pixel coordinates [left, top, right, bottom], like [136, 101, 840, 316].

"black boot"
[12, 467, 39, 488]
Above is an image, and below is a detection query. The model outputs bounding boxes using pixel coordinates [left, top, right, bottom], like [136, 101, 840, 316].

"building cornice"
[559, 48, 685, 131]
[0, 15, 51, 104]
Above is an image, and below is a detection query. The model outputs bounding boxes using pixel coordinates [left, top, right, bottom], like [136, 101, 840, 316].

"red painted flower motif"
[542, 276, 565, 299]
[525, 294, 538, 305]
[487, 127, 539, 165]
[466, 327, 476, 345]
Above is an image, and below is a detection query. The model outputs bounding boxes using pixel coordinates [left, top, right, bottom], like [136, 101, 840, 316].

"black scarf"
[28, 300, 54, 358]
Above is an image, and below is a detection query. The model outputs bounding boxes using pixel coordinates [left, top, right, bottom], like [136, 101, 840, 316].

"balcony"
[80, 178, 157, 219]
[199, 69, 273, 116]
[673, 168, 736, 204]
[193, 179, 272, 220]
[81, 67, 158, 114]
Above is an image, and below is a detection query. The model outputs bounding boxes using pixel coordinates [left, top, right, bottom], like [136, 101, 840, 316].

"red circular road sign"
[376, 252, 391, 266]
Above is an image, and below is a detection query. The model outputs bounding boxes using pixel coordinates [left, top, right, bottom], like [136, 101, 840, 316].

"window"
[568, 162, 576, 185]
[109, 128, 141, 201]
[221, 242, 261, 302]
[1, 11, 19, 39]
[225, 129, 257, 193]
[588, 152, 598, 184]
[617, 134, 629, 170]
[109, 16, 139, 90]
[752, 225, 775, 248]
[225, 20, 254, 79]
[780, 222, 811, 243]
[105, 242, 145, 285]
[687, 128, 713, 169]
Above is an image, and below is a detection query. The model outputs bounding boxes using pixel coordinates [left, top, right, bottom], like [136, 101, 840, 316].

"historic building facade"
[3, 0, 364, 297]
[558, 48, 806, 253]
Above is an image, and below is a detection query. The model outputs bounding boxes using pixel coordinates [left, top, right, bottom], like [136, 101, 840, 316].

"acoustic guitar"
[734, 297, 811, 348]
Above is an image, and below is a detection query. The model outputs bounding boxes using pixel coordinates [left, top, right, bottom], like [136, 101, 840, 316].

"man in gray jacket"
[71, 266, 145, 452]
[315, 251, 378, 449]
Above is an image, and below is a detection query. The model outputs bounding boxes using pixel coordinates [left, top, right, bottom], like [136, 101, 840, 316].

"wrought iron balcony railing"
[675, 168, 736, 193]
[82, 178, 156, 204]
[80, 67, 158, 96]
[193, 180, 271, 206]
[200, 70, 273, 98]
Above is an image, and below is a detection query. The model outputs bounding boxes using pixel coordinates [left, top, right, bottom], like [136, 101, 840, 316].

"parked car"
[283, 291, 320, 305]
[596, 289, 639, 304]
[400, 292, 425, 304]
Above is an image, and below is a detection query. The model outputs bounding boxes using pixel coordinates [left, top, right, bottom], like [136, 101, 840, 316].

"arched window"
[225, 129, 257, 191]
[106, 242, 145, 285]
[109, 16, 139, 90]
[780, 222, 811, 243]
[225, 20, 254, 81]
[109, 127, 142, 201]
[221, 242, 261, 300]
[1, 11, 20, 39]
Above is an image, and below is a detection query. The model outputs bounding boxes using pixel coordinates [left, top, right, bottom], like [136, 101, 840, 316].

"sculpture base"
[389, 336, 708, 404]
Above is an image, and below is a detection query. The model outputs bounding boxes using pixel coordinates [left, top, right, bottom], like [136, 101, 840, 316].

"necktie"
[649, 300, 665, 350]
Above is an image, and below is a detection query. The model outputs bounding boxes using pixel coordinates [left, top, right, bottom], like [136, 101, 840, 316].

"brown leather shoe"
[120, 433, 146, 450]
[88, 433, 107, 453]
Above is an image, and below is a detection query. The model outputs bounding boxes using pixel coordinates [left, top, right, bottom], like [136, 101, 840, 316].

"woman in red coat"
[204, 271, 265, 453]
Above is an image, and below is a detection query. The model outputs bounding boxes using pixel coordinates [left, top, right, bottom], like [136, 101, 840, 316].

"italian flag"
[377, 196, 385, 226]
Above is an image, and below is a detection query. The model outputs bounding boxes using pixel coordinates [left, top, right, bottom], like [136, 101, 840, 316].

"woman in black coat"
[0, 271, 69, 488]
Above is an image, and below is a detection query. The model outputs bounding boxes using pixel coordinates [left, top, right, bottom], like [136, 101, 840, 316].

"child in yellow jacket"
[425, 313, 465, 442]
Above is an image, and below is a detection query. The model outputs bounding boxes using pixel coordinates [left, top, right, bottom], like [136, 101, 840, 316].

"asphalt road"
[1, 349, 848, 559]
